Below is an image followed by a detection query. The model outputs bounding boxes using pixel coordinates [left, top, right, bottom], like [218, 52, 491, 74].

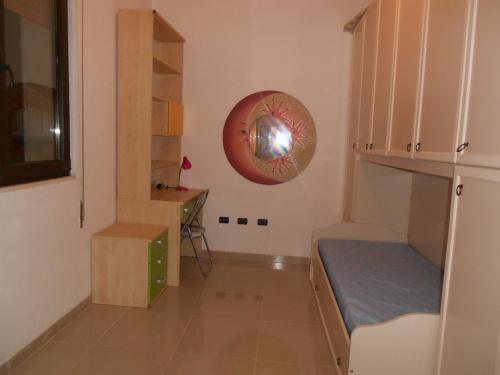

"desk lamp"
[176, 156, 192, 191]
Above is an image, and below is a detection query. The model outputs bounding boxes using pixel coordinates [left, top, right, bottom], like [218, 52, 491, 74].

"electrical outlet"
[257, 218, 268, 226]
[219, 216, 230, 224]
[237, 217, 248, 225]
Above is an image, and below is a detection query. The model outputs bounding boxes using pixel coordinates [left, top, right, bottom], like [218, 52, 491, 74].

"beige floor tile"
[195, 290, 263, 320]
[255, 361, 335, 375]
[96, 308, 189, 353]
[177, 317, 259, 359]
[164, 354, 254, 375]
[152, 287, 202, 317]
[69, 347, 170, 375]
[205, 266, 274, 294]
[265, 276, 315, 300]
[51, 304, 125, 345]
[262, 294, 320, 325]
[10, 342, 90, 375]
[258, 322, 333, 366]
[179, 258, 210, 290]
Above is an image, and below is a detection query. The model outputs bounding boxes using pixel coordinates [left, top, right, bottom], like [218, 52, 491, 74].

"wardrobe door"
[457, 0, 500, 169]
[438, 167, 500, 375]
[344, 20, 365, 221]
[388, 0, 426, 158]
[357, 1, 379, 154]
[416, 0, 472, 162]
[371, 0, 398, 154]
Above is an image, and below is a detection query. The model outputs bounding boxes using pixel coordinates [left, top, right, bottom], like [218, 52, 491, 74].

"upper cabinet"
[416, 0, 472, 162]
[388, 0, 426, 158]
[371, 0, 398, 154]
[457, 0, 500, 169]
[357, 2, 380, 153]
[348, 0, 500, 170]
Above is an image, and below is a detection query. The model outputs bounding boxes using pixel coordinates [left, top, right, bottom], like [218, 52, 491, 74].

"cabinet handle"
[156, 258, 165, 265]
[314, 284, 319, 291]
[155, 277, 166, 285]
[415, 142, 422, 152]
[456, 184, 464, 196]
[337, 357, 342, 367]
[156, 239, 163, 245]
[369, 143, 374, 150]
[456, 142, 469, 153]
[352, 142, 356, 149]
[406, 143, 412, 152]
[365, 144, 369, 150]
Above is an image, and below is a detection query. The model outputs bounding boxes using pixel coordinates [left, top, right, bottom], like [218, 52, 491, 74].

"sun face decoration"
[223, 91, 317, 185]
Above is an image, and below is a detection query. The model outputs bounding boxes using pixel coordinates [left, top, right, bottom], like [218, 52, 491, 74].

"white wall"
[0, 0, 150, 365]
[153, 0, 370, 257]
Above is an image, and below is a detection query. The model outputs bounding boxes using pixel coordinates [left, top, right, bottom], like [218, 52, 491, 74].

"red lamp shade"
[176, 156, 192, 191]
[181, 156, 192, 170]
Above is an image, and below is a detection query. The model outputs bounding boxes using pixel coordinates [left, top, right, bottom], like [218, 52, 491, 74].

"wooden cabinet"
[457, 0, 500, 169]
[438, 166, 500, 375]
[344, 20, 365, 221]
[92, 223, 168, 308]
[152, 100, 183, 137]
[357, 2, 379, 154]
[388, 0, 426, 158]
[416, 0, 472, 162]
[371, 0, 398, 154]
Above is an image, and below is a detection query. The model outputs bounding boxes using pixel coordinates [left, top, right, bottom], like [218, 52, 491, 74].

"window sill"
[0, 175, 77, 194]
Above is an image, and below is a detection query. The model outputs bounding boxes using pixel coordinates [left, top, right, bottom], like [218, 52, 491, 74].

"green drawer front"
[149, 233, 168, 263]
[181, 200, 196, 222]
[148, 274, 165, 305]
[148, 231, 168, 305]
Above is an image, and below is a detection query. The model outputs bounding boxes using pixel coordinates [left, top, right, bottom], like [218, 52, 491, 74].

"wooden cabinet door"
[388, 0, 426, 158]
[357, 1, 379, 154]
[457, 0, 500, 169]
[438, 166, 500, 375]
[344, 20, 365, 221]
[416, 0, 472, 162]
[371, 0, 398, 154]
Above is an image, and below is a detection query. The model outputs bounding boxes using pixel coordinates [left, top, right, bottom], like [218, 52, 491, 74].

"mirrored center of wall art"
[223, 91, 317, 185]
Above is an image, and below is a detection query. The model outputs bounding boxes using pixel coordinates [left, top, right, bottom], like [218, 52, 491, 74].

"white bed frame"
[310, 223, 439, 375]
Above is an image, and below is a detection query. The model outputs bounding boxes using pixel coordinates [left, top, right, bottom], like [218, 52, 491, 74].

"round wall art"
[223, 91, 317, 185]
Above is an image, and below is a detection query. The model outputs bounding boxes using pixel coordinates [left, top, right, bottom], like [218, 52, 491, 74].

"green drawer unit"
[148, 232, 168, 305]
[92, 223, 169, 308]
[181, 199, 196, 222]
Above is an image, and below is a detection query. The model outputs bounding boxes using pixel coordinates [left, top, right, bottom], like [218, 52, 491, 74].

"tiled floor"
[9, 255, 334, 375]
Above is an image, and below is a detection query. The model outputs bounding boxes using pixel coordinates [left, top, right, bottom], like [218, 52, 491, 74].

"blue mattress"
[318, 239, 443, 335]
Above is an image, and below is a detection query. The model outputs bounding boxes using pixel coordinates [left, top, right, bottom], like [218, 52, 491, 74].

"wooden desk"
[151, 188, 205, 205]
[117, 188, 207, 287]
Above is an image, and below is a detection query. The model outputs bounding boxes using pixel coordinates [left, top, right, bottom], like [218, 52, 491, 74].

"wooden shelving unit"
[118, 9, 185, 199]
[117, 10, 197, 288]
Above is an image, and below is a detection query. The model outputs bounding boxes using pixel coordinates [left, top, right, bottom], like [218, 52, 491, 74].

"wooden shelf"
[153, 56, 181, 75]
[153, 11, 185, 43]
[152, 93, 168, 102]
[151, 160, 179, 170]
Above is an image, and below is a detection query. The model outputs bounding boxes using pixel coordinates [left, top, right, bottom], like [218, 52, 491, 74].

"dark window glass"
[0, 0, 70, 187]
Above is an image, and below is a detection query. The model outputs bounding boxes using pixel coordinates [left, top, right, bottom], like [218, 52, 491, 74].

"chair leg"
[194, 217, 215, 269]
[187, 229, 207, 277]
[202, 232, 214, 266]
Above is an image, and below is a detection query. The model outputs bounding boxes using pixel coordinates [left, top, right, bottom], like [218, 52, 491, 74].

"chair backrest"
[181, 190, 209, 232]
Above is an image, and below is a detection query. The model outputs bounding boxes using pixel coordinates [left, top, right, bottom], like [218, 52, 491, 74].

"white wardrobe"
[344, 1, 500, 374]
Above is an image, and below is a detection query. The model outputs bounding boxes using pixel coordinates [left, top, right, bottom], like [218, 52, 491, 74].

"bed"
[310, 223, 443, 375]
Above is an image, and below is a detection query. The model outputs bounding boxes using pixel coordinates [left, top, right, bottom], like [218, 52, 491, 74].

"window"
[0, 0, 70, 187]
